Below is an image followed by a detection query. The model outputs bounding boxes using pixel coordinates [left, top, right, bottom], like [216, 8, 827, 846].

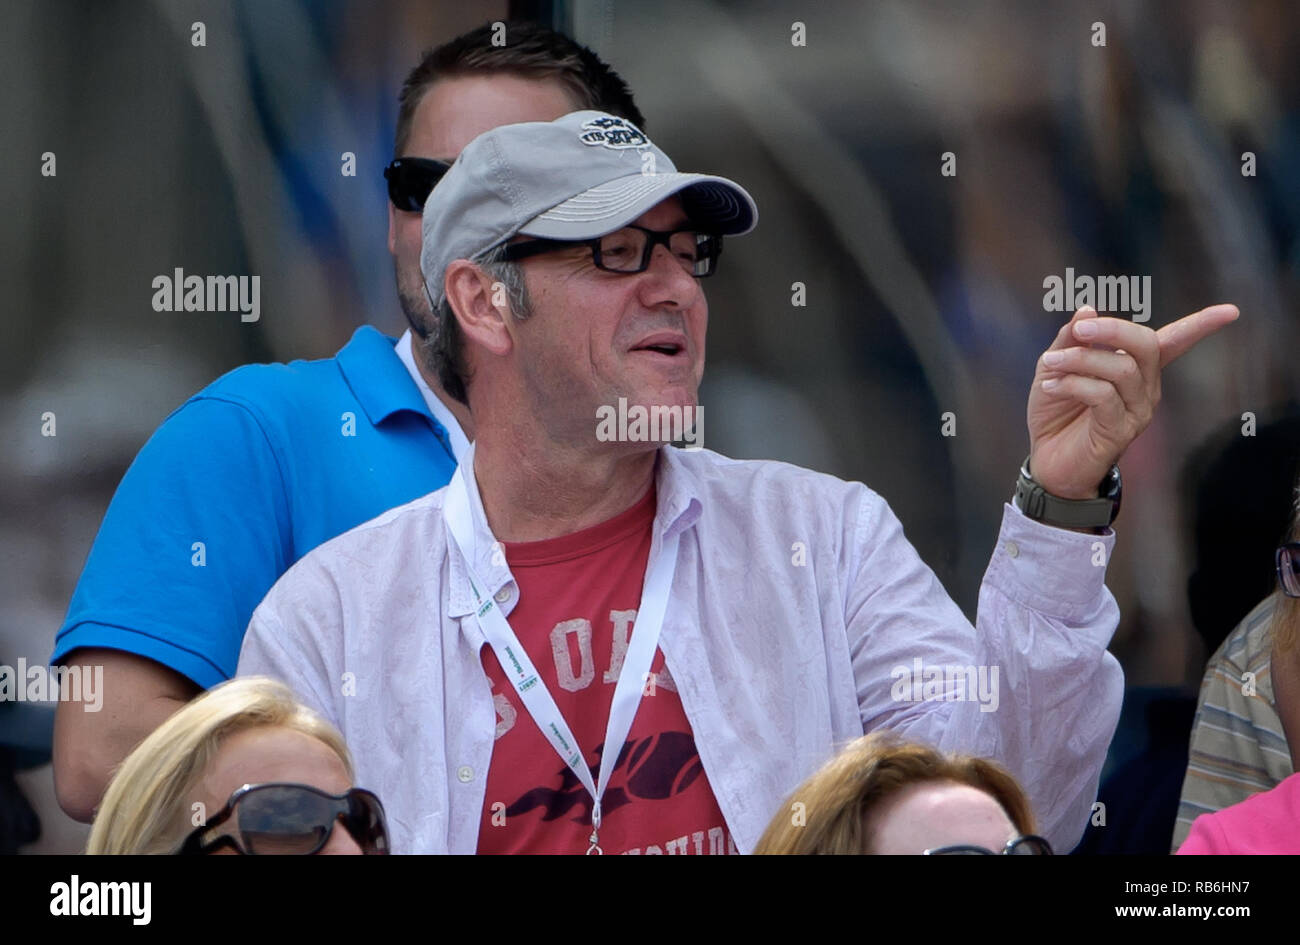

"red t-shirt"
[476, 484, 734, 854]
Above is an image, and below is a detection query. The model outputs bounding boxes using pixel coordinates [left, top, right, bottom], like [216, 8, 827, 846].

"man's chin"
[593, 391, 704, 449]
[624, 387, 699, 415]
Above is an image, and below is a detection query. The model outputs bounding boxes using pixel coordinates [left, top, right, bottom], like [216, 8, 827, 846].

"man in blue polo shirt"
[50, 22, 647, 822]
[55, 328, 465, 689]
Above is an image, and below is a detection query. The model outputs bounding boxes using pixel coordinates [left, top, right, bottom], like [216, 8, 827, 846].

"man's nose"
[318, 816, 366, 855]
[639, 244, 702, 307]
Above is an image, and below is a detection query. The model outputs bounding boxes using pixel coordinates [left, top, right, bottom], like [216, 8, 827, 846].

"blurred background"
[2, 0, 1298, 853]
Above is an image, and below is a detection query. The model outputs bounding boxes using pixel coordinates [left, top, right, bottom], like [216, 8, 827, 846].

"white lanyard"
[443, 464, 679, 854]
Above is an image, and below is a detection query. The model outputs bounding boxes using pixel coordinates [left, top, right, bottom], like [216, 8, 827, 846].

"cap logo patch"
[579, 115, 648, 150]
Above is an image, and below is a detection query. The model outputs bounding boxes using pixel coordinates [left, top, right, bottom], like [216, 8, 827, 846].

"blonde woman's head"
[87, 676, 356, 855]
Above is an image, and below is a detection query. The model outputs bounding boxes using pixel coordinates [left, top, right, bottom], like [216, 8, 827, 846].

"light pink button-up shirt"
[239, 443, 1122, 853]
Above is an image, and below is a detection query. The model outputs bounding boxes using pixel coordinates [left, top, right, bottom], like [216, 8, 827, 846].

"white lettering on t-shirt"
[493, 691, 516, 739]
[554, 610, 678, 694]
[604, 609, 637, 683]
[622, 824, 734, 855]
[493, 611, 682, 721]
[550, 618, 595, 692]
[709, 826, 727, 855]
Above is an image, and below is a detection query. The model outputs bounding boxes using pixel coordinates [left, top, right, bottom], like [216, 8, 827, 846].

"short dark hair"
[403, 22, 643, 405]
[394, 21, 645, 158]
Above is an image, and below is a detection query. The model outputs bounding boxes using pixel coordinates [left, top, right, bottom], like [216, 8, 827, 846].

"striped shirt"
[1173, 594, 1294, 850]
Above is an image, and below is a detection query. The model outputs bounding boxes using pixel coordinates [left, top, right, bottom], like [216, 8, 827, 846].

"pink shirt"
[240, 443, 1123, 853]
[1178, 771, 1300, 854]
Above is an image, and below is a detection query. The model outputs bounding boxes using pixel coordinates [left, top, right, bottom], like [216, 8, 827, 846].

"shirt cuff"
[982, 501, 1116, 620]
[51, 620, 228, 690]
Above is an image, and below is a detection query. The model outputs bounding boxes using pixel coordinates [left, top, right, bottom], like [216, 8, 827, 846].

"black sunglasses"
[499, 225, 724, 278]
[923, 835, 1053, 855]
[1278, 543, 1300, 598]
[177, 783, 390, 855]
[384, 157, 452, 212]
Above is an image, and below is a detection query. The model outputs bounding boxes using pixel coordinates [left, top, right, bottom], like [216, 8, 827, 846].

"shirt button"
[494, 586, 512, 604]
[1005, 540, 1020, 559]
[457, 765, 474, 783]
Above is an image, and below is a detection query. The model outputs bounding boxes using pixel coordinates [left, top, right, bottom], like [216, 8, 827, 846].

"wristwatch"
[1013, 455, 1122, 529]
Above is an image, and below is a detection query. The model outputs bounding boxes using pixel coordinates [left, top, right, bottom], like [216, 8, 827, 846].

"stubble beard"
[395, 258, 437, 342]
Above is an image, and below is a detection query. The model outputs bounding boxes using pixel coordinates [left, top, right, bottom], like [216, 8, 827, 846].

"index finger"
[1157, 304, 1240, 367]
[1045, 305, 1099, 352]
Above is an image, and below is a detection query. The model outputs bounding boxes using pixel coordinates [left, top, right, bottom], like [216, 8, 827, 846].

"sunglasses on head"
[384, 157, 452, 212]
[178, 783, 390, 855]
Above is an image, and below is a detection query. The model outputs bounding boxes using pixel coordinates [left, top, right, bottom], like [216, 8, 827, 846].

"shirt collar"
[334, 326, 432, 426]
[653, 445, 705, 540]
[445, 443, 703, 619]
[394, 331, 470, 463]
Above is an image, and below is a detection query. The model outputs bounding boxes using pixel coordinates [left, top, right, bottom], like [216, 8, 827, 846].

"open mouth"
[631, 334, 687, 357]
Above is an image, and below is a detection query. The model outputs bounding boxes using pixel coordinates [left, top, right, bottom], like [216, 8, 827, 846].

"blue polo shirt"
[52, 327, 461, 688]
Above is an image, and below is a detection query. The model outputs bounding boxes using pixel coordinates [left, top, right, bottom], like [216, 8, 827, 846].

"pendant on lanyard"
[443, 463, 678, 855]
[587, 802, 602, 855]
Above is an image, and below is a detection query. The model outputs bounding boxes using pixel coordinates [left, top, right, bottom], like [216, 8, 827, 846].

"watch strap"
[1014, 457, 1120, 529]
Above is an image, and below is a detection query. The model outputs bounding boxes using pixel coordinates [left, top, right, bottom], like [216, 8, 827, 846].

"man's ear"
[445, 260, 513, 357]
[386, 202, 399, 256]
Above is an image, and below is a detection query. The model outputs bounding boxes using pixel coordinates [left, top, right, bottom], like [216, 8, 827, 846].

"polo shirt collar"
[445, 444, 703, 620]
[335, 326, 432, 426]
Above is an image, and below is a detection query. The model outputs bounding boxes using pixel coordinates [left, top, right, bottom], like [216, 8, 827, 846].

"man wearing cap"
[238, 111, 1238, 855]
[50, 22, 646, 822]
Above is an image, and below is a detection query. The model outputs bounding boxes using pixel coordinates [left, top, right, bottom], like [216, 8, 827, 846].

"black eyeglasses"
[384, 157, 452, 212]
[177, 783, 390, 855]
[499, 225, 724, 278]
[923, 835, 1053, 855]
[1278, 543, 1300, 598]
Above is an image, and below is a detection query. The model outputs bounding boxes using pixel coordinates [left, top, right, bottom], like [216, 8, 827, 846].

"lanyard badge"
[443, 465, 679, 855]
